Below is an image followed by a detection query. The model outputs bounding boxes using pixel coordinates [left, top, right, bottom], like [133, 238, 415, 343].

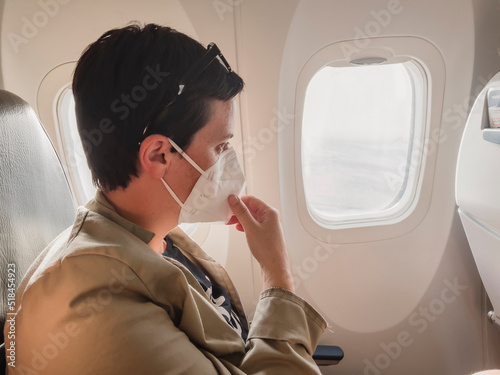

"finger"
[240, 195, 274, 223]
[226, 214, 245, 231]
[228, 194, 256, 229]
[240, 195, 268, 211]
[226, 215, 240, 225]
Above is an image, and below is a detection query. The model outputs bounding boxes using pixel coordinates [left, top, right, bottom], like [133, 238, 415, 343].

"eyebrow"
[220, 133, 234, 142]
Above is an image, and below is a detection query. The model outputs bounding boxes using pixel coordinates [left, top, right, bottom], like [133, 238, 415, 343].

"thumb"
[228, 194, 255, 229]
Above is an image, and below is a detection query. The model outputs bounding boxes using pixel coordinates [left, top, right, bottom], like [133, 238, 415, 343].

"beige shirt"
[6, 191, 327, 374]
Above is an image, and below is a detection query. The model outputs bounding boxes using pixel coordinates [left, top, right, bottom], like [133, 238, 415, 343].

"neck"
[102, 179, 180, 254]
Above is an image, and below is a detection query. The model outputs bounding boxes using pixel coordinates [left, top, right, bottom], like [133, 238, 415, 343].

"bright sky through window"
[302, 62, 422, 225]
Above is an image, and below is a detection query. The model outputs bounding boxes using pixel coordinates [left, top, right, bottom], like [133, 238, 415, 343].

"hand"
[227, 195, 295, 292]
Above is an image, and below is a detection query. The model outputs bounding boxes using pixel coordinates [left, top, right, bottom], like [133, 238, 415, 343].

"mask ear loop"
[168, 138, 207, 177]
[161, 178, 185, 208]
[161, 138, 207, 209]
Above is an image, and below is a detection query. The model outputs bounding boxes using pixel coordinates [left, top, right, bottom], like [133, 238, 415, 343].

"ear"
[138, 135, 176, 178]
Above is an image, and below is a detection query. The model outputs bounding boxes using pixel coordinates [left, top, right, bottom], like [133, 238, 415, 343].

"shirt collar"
[85, 189, 156, 245]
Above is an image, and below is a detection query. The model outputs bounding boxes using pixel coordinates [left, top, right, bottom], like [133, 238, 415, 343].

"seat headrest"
[0, 90, 76, 342]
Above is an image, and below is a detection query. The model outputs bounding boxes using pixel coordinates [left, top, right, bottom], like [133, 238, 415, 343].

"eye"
[217, 141, 230, 152]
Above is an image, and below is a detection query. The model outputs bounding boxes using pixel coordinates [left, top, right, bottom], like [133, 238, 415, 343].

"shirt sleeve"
[239, 287, 327, 375]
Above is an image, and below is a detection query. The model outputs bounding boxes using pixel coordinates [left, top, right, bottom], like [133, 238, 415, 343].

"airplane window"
[56, 88, 96, 205]
[301, 61, 425, 227]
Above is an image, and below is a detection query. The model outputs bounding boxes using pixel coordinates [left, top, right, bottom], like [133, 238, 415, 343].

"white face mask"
[161, 138, 246, 224]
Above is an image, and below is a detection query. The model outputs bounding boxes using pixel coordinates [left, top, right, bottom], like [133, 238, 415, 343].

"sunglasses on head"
[140, 43, 233, 140]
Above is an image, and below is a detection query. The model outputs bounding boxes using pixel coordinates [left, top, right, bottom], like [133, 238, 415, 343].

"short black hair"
[72, 23, 244, 191]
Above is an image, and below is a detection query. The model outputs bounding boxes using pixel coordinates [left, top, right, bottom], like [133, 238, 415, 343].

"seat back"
[0, 90, 76, 344]
[456, 72, 500, 327]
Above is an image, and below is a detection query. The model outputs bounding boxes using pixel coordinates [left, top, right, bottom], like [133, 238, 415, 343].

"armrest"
[313, 345, 344, 366]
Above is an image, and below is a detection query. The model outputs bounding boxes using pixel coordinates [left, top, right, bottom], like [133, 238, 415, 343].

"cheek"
[183, 163, 203, 195]
[197, 149, 220, 171]
[166, 159, 201, 202]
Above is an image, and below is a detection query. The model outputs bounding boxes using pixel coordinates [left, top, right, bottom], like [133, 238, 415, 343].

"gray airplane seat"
[0, 90, 75, 372]
[456, 72, 500, 328]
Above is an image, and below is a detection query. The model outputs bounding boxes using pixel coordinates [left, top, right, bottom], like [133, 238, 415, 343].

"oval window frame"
[292, 37, 445, 242]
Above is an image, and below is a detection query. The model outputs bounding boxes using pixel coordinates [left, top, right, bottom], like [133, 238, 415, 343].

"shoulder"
[22, 207, 193, 312]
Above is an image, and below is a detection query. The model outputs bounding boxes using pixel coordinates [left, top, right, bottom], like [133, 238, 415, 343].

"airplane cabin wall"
[237, 0, 500, 374]
[289, 1, 499, 374]
[1, 1, 500, 375]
